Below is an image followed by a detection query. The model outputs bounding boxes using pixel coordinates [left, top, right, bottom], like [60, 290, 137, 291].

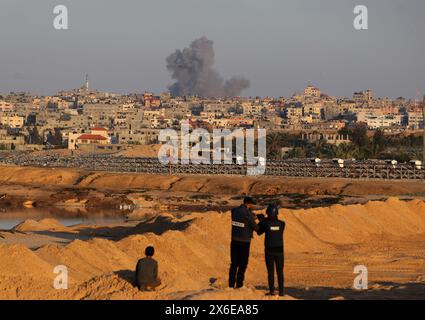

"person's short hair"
[145, 246, 155, 257]
[266, 204, 279, 217]
[243, 196, 256, 205]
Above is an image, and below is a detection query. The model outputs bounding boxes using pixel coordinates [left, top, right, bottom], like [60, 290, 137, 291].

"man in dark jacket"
[257, 204, 285, 296]
[135, 246, 161, 291]
[229, 196, 259, 289]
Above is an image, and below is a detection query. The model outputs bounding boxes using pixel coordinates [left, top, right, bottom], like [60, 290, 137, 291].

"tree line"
[266, 124, 423, 162]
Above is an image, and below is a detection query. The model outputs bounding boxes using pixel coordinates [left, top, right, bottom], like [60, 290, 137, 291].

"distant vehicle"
[310, 158, 321, 167]
[256, 156, 266, 167]
[410, 160, 422, 170]
[332, 158, 345, 168]
[385, 159, 398, 168]
[232, 156, 265, 166]
[235, 155, 244, 165]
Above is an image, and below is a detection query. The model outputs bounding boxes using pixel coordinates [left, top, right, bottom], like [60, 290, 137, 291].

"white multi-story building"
[364, 115, 402, 129]
[408, 110, 424, 129]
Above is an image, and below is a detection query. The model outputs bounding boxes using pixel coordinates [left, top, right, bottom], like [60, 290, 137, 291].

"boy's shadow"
[255, 282, 425, 300]
[114, 269, 136, 286]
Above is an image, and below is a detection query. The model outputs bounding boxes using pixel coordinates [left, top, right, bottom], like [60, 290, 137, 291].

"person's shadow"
[114, 269, 136, 286]
[255, 282, 425, 300]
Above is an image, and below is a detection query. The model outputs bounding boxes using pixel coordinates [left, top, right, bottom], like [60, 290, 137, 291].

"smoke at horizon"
[166, 37, 250, 98]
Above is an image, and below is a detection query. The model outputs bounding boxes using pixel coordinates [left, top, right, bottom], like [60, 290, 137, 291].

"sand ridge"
[1, 198, 425, 299]
[1, 165, 425, 197]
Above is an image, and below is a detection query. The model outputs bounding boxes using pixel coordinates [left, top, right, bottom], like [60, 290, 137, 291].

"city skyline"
[1, 75, 423, 102]
[0, 0, 425, 99]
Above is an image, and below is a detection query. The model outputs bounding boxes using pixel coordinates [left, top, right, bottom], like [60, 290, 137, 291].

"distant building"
[353, 89, 373, 104]
[285, 105, 303, 126]
[116, 129, 160, 145]
[242, 103, 263, 116]
[74, 132, 123, 152]
[302, 131, 351, 146]
[0, 129, 24, 150]
[304, 85, 321, 98]
[76, 134, 108, 146]
[0, 115, 24, 128]
[0, 100, 14, 112]
[67, 132, 80, 150]
[303, 101, 323, 118]
[144, 92, 161, 108]
[408, 110, 424, 129]
[90, 127, 109, 138]
[363, 114, 402, 129]
[68, 127, 110, 150]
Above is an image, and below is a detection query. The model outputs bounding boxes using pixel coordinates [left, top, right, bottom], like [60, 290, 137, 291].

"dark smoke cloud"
[166, 37, 250, 98]
[224, 77, 251, 97]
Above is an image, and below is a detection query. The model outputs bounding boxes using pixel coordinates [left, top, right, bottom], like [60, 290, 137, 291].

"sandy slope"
[1, 165, 425, 196]
[1, 165, 425, 217]
[1, 198, 425, 300]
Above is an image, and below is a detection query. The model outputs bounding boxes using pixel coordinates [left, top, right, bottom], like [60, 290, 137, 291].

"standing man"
[257, 204, 285, 296]
[229, 196, 259, 289]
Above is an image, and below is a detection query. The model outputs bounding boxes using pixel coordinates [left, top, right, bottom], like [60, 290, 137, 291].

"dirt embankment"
[1, 165, 425, 212]
[1, 198, 425, 300]
[1, 165, 425, 200]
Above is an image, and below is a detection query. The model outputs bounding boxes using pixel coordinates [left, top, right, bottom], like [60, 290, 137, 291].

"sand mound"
[23, 200, 35, 208]
[63, 198, 89, 206]
[69, 273, 145, 300]
[0, 244, 54, 299]
[1, 198, 425, 299]
[13, 218, 69, 232]
[0, 166, 83, 186]
[281, 197, 425, 248]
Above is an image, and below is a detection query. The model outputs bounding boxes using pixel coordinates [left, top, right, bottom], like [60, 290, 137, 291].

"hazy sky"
[0, 0, 424, 98]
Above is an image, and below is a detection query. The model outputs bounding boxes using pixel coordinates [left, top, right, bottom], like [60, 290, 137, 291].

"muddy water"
[0, 194, 378, 230]
[0, 206, 193, 230]
[0, 207, 128, 230]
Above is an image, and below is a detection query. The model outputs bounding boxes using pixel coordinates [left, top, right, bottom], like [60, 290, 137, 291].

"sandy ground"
[1, 165, 425, 197]
[1, 165, 425, 214]
[1, 197, 425, 300]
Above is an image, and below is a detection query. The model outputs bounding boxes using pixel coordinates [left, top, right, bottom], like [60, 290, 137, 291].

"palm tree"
[336, 143, 358, 159]
[266, 132, 283, 159]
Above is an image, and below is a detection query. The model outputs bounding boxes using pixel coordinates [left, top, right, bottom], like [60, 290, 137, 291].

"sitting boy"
[135, 246, 161, 291]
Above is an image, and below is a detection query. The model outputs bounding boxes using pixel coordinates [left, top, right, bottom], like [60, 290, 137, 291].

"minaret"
[85, 74, 89, 92]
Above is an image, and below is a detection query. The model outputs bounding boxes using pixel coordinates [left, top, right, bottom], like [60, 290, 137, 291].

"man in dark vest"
[229, 196, 259, 289]
[257, 204, 285, 296]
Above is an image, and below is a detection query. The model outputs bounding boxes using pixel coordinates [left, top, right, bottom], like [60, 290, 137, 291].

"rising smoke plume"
[166, 37, 250, 98]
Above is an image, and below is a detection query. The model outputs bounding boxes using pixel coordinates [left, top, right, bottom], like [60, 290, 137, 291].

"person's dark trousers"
[229, 240, 251, 288]
[265, 251, 284, 295]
